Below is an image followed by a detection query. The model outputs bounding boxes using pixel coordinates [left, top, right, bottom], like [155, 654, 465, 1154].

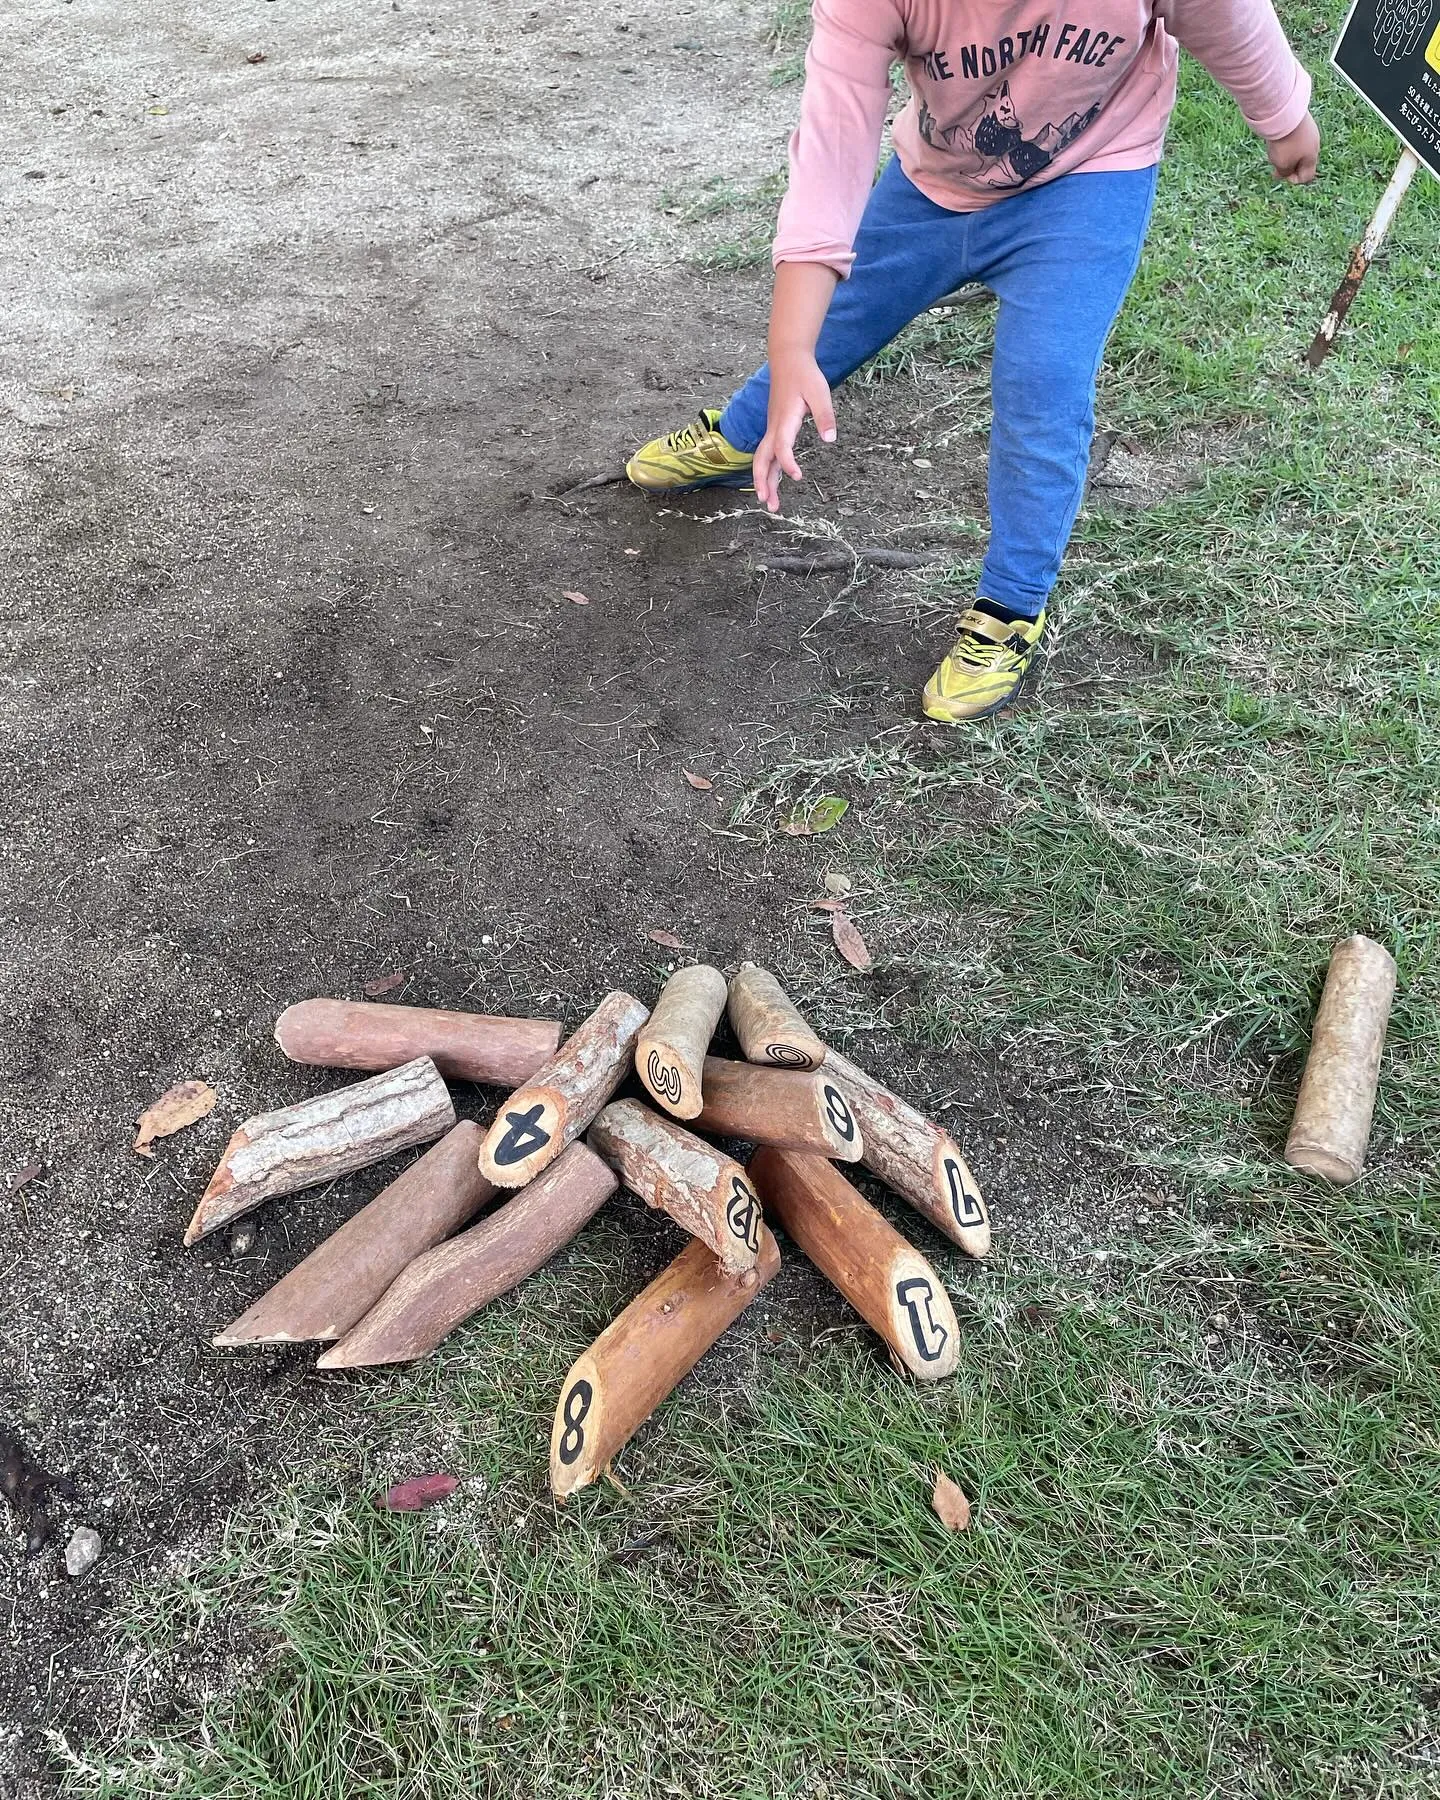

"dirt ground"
[0, 3, 1163, 1790]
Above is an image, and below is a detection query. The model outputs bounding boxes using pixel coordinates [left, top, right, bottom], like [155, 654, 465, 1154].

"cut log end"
[183, 1128, 248, 1244]
[885, 1251, 961, 1381]
[727, 964, 827, 1072]
[476, 1088, 565, 1188]
[932, 1139, 991, 1259]
[638, 1045, 702, 1120]
[549, 1352, 606, 1499]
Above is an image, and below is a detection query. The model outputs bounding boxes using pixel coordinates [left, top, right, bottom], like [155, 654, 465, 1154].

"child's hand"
[754, 350, 837, 514]
[1267, 112, 1320, 184]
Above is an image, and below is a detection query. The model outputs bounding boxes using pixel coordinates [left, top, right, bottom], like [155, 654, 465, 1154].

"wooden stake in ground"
[476, 991, 649, 1189]
[185, 1057, 455, 1245]
[1284, 933, 1397, 1184]
[636, 964, 728, 1120]
[1306, 150, 1421, 368]
[750, 1147, 959, 1380]
[549, 1227, 781, 1499]
[275, 999, 562, 1089]
[588, 1099, 763, 1276]
[319, 1142, 617, 1367]
[727, 963, 827, 1070]
[823, 1049, 989, 1258]
[213, 1122, 495, 1347]
[694, 1056, 864, 1162]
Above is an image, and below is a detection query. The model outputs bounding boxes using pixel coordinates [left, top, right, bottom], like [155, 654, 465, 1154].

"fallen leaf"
[562, 589, 591, 605]
[932, 1470, 971, 1532]
[682, 770, 713, 791]
[10, 1163, 44, 1191]
[831, 911, 873, 971]
[623, 547, 641, 557]
[246, 51, 268, 64]
[824, 871, 853, 897]
[363, 972, 405, 996]
[646, 928, 687, 949]
[779, 795, 849, 837]
[810, 898, 844, 912]
[133, 1080, 217, 1158]
[380, 1473, 459, 1512]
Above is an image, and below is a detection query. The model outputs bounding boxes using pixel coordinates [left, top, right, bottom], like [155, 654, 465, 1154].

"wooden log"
[476, 990, 649, 1189]
[822, 1049, 989, 1258]
[318, 1142, 618, 1368]
[213, 1122, 495, 1347]
[588, 1099, 762, 1276]
[750, 1148, 959, 1380]
[694, 1056, 864, 1162]
[636, 964, 728, 1120]
[550, 1227, 781, 1499]
[726, 963, 827, 1071]
[275, 999, 561, 1089]
[1285, 934, 1397, 1184]
[185, 1057, 455, 1246]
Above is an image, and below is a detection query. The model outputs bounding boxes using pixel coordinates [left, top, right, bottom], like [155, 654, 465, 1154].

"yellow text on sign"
[1428, 15, 1440, 74]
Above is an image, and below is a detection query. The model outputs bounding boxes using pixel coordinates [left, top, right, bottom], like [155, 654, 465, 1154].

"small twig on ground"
[556, 470, 627, 498]
[755, 547, 949, 575]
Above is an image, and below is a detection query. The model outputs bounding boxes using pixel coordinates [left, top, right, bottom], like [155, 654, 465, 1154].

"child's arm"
[1163, 0, 1319, 183]
[754, 0, 901, 512]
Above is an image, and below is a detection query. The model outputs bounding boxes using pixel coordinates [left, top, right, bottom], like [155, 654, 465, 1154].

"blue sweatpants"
[719, 159, 1158, 619]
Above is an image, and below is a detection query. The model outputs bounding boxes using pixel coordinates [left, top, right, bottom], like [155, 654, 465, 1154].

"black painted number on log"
[943, 1155, 984, 1228]
[494, 1101, 552, 1167]
[822, 1083, 856, 1142]
[646, 1050, 684, 1107]
[557, 1378, 593, 1466]
[895, 1276, 949, 1364]
[726, 1176, 762, 1252]
[765, 1043, 810, 1068]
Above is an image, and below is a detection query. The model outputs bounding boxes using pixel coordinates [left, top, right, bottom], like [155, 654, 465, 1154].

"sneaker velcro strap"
[956, 608, 1016, 645]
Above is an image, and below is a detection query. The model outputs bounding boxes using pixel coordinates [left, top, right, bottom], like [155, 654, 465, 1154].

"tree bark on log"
[822, 1049, 989, 1259]
[213, 1122, 495, 1347]
[750, 1148, 959, 1380]
[275, 999, 562, 1089]
[588, 1099, 762, 1276]
[550, 1227, 781, 1499]
[184, 1057, 456, 1246]
[694, 1056, 863, 1161]
[727, 964, 827, 1071]
[318, 1142, 618, 1368]
[476, 990, 649, 1189]
[636, 965, 729, 1120]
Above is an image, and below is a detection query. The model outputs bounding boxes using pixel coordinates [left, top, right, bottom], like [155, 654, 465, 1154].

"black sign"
[1334, 0, 1440, 180]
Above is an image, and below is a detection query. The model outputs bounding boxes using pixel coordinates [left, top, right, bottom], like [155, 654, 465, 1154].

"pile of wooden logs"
[196, 967, 988, 1499]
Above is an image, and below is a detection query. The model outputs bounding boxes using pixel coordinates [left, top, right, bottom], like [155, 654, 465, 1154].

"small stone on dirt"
[64, 1526, 102, 1579]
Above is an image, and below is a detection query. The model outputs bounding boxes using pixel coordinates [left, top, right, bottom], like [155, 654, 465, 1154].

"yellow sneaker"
[922, 605, 1047, 723]
[626, 408, 754, 493]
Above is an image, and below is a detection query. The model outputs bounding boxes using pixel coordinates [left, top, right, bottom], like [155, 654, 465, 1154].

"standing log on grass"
[476, 991, 649, 1188]
[213, 1122, 495, 1347]
[588, 1099, 762, 1276]
[184, 1057, 455, 1246]
[550, 1227, 781, 1499]
[694, 1056, 864, 1162]
[275, 999, 562, 1089]
[750, 1147, 959, 1380]
[636, 964, 729, 1120]
[727, 963, 827, 1071]
[822, 1049, 989, 1259]
[318, 1141, 618, 1368]
[1284, 933, 1397, 1185]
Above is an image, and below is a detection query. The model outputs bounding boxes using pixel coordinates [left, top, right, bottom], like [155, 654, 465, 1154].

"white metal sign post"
[1307, 0, 1440, 365]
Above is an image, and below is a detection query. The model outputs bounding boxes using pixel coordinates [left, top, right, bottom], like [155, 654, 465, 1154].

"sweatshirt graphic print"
[775, 0, 1312, 272]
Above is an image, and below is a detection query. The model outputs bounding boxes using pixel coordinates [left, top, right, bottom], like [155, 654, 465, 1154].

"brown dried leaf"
[810, 898, 844, 912]
[646, 928, 687, 949]
[831, 911, 872, 971]
[363, 972, 405, 997]
[10, 1163, 44, 1192]
[932, 1470, 971, 1532]
[380, 1473, 459, 1512]
[682, 770, 713, 791]
[562, 589, 591, 605]
[133, 1080, 217, 1158]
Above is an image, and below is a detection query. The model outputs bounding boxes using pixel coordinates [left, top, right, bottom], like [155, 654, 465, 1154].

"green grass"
[59, 6, 1440, 1798]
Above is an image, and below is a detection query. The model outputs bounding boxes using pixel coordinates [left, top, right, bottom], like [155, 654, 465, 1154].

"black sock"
[974, 596, 1038, 626]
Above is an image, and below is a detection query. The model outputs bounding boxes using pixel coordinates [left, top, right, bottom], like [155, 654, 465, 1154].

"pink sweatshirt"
[775, 0, 1312, 273]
